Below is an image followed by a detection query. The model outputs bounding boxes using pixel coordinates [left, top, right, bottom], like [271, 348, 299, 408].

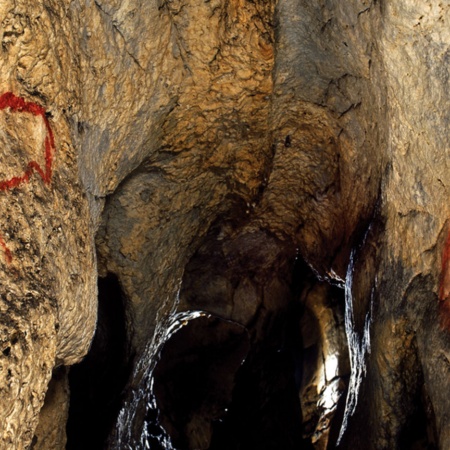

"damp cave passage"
[66, 274, 131, 450]
[65, 267, 349, 449]
[152, 314, 251, 450]
[152, 297, 318, 448]
[150, 243, 349, 449]
[208, 337, 311, 450]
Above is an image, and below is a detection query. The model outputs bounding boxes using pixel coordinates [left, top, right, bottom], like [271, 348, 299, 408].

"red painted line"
[0, 92, 54, 189]
[0, 92, 56, 263]
[439, 229, 450, 330]
[0, 235, 12, 264]
[439, 230, 450, 301]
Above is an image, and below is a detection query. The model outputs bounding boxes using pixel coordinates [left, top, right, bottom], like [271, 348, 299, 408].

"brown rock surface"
[0, 0, 448, 449]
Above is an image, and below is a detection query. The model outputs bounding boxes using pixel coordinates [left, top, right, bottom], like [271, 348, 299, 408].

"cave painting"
[0, 92, 55, 263]
[439, 228, 450, 330]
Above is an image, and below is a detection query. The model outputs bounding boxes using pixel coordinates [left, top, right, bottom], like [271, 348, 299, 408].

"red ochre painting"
[439, 229, 450, 330]
[0, 92, 55, 263]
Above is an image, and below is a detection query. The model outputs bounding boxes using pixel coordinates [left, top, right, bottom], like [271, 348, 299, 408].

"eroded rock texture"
[0, 0, 449, 449]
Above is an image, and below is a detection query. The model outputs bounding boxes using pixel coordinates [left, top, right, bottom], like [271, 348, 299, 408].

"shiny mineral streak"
[114, 288, 208, 450]
[337, 240, 375, 445]
[145, 310, 209, 449]
[114, 279, 243, 449]
[144, 309, 209, 449]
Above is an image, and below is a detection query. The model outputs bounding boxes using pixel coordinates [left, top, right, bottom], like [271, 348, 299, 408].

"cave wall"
[0, 0, 448, 449]
[341, 3, 450, 448]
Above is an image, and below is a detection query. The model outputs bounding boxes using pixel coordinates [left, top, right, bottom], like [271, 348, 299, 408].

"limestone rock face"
[0, 0, 448, 449]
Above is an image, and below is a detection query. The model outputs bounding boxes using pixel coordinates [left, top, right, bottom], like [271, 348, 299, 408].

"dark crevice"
[67, 227, 347, 449]
[176, 233, 317, 449]
[398, 384, 438, 450]
[66, 273, 131, 450]
[209, 306, 313, 450]
[153, 315, 250, 450]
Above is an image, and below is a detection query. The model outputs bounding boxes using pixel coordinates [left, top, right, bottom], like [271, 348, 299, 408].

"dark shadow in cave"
[171, 227, 319, 449]
[208, 261, 315, 450]
[397, 384, 438, 450]
[327, 372, 437, 450]
[209, 343, 313, 450]
[153, 314, 251, 450]
[66, 273, 131, 450]
[150, 306, 312, 450]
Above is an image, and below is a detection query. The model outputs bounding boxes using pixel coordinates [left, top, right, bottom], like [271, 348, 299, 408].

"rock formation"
[0, 0, 448, 449]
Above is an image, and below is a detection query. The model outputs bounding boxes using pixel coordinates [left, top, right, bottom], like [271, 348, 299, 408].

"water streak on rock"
[338, 234, 375, 445]
[112, 278, 207, 449]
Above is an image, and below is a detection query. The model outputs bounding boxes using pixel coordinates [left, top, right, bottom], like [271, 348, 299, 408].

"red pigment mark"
[0, 235, 12, 264]
[0, 92, 55, 263]
[439, 229, 450, 330]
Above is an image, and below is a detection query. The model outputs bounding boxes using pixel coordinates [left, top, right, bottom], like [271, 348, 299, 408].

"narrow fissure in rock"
[66, 274, 130, 450]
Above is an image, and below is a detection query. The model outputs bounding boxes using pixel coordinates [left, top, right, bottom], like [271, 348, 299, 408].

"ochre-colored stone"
[0, 0, 448, 448]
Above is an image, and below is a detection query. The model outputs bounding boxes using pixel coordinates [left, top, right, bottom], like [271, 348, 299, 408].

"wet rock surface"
[153, 315, 250, 450]
[0, 0, 448, 449]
